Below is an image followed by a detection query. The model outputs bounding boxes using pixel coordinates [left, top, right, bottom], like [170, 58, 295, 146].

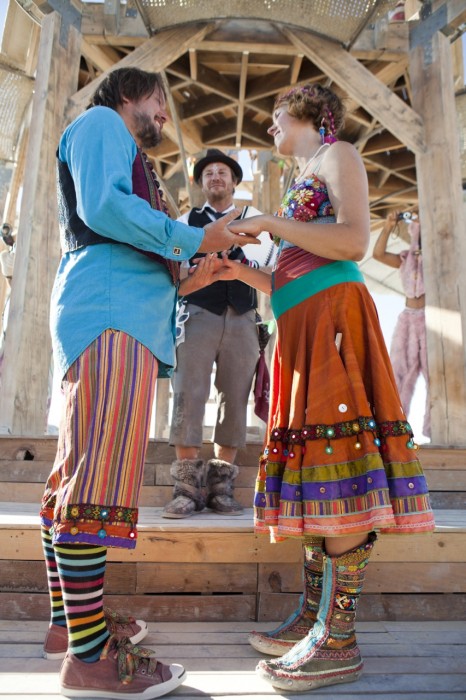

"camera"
[1, 223, 15, 248]
[397, 212, 417, 222]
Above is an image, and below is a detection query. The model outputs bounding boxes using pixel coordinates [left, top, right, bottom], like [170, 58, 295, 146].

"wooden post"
[409, 31, 466, 446]
[0, 122, 30, 329]
[0, 12, 81, 435]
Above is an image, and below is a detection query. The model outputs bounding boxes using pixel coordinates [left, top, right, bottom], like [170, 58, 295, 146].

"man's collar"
[200, 202, 236, 215]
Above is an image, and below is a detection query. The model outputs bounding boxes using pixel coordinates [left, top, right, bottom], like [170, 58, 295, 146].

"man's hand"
[197, 209, 260, 253]
[179, 253, 225, 295]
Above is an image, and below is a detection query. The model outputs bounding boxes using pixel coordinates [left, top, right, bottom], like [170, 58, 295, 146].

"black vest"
[183, 207, 257, 315]
[56, 147, 180, 284]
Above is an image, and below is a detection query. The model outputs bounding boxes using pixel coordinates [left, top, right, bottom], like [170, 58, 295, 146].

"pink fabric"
[254, 352, 270, 423]
[390, 307, 430, 437]
[274, 246, 333, 290]
[398, 221, 424, 298]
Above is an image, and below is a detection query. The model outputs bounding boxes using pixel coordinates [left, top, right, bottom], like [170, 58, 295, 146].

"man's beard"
[134, 111, 162, 149]
[205, 185, 234, 204]
[207, 189, 227, 203]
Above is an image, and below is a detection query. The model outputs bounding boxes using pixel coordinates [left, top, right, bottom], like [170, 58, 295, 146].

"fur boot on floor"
[162, 459, 205, 519]
[205, 459, 244, 515]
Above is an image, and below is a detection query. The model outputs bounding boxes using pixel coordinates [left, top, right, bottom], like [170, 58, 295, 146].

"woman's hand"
[227, 214, 274, 239]
[209, 252, 242, 282]
[372, 211, 402, 269]
[386, 210, 399, 229]
[212, 252, 272, 294]
[198, 209, 260, 252]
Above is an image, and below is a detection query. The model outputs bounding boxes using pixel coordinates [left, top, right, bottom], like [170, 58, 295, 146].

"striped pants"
[40, 330, 158, 550]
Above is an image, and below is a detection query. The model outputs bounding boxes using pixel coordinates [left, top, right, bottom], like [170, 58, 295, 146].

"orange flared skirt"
[254, 280, 435, 540]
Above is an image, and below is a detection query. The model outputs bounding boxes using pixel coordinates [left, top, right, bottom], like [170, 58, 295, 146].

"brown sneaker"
[59, 636, 186, 699]
[43, 608, 148, 660]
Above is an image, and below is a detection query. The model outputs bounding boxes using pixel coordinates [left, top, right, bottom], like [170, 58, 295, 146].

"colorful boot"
[206, 459, 244, 515]
[256, 533, 376, 692]
[162, 459, 206, 518]
[248, 536, 324, 655]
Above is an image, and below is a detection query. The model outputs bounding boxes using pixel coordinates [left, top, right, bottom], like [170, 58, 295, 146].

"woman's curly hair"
[87, 67, 165, 110]
[274, 83, 346, 136]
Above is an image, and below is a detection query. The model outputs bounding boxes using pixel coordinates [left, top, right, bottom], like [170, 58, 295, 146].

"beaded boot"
[248, 536, 324, 655]
[256, 533, 376, 692]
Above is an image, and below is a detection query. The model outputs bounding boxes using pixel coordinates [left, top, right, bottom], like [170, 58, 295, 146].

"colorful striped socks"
[41, 524, 66, 628]
[54, 543, 109, 662]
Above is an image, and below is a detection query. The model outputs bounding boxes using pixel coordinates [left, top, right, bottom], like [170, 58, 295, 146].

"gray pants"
[169, 304, 259, 448]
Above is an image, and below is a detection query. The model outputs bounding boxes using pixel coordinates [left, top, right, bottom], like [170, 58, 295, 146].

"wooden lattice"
[0, 65, 33, 163]
[137, 0, 400, 45]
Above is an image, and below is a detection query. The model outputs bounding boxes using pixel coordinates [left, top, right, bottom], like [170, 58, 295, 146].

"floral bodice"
[276, 174, 334, 222]
[272, 175, 336, 291]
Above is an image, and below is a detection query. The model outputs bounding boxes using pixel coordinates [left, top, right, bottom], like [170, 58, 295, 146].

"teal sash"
[271, 260, 365, 320]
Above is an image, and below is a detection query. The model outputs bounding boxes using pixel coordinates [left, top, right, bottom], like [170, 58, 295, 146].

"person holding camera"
[373, 210, 430, 438]
[0, 223, 15, 285]
[0, 223, 16, 373]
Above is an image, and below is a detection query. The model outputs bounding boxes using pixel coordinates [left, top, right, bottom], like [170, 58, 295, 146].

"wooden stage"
[1, 437, 466, 697]
[1, 618, 466, 699]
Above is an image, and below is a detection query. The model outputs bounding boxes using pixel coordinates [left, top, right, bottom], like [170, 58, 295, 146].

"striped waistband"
[271, 260, 365, 320]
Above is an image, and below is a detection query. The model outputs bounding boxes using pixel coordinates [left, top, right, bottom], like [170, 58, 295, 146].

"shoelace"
[103, 606, 136, 632]
[101, 635, 159, 684]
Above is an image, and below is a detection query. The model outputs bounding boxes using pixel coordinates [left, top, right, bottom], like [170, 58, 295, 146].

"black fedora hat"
[193, 148, 243, 185]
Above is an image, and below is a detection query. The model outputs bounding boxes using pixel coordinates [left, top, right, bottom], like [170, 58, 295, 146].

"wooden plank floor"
[1, 620, 465, 699]
[1, 502, 465, 532]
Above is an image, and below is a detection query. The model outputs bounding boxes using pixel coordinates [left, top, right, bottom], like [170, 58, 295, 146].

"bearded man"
[40, 70, 256, 699]
[165, 149, 260, 519]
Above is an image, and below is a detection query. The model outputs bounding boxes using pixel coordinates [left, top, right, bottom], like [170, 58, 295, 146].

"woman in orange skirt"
[216, 83, 435, 693]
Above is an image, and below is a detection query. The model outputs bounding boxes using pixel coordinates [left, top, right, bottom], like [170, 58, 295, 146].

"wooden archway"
[0, 1, 465, 445]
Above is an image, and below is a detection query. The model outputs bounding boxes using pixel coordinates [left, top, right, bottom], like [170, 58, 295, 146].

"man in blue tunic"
[40, 67, 257, 700]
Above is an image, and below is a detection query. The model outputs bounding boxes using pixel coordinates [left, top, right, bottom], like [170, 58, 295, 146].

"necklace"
[295, 142, 330, 183]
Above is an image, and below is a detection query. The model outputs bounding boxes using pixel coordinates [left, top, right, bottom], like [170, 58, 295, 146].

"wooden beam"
[371, 57, 409, 85]
[161, 71, 193, 206]
[67, 24, 212, 120]
[203, 116, 272, 148]
[351, 20, 410, 58]
[409, 31, 466, 446]
[167, 60, 238, 102]
[1, 0, 41, 75]
[188, 48, 197, 81]
[191, 40, 297, 55]
[0, 120, 31, 327]
[80, 37, 120, 72]
[423, 0, 466, 38]
[290, 54, 303, 84]
[0, 12, 81, 435]
[235, 51, 249, 148]
[81, 2, 148, 43]
[246, 68, 292, 100]
[281, 27, 425, 155]
[360, 132, 406, 156]
[242, 96, 275, 119]
[203, 118, 236, 143]
[180, 94, 231, 121]
[365, 151, 416, 172]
